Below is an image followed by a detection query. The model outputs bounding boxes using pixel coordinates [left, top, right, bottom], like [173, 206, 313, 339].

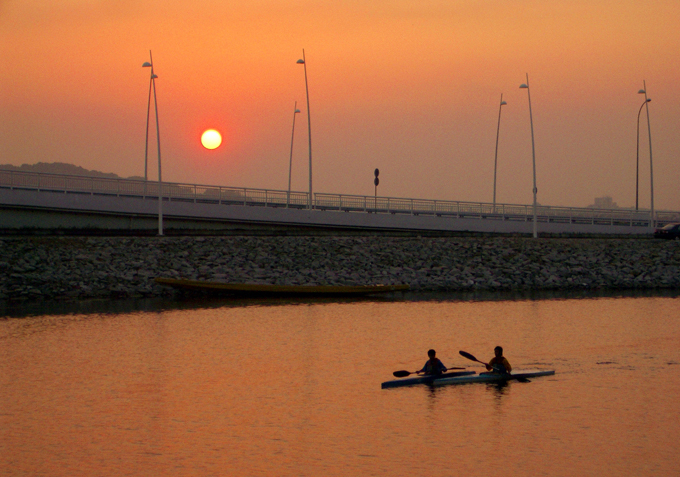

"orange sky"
[1, 0, 679, 209]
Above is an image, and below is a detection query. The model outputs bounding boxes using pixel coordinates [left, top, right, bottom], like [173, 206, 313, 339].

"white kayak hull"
[431, 369, 555, 386]
[381, 371, 476, 389]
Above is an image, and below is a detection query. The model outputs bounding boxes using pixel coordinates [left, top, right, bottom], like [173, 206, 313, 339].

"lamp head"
[151, 74, 158, 79]
[295, 109, 301, 113]
[296, 59, 305, 64]
[142, 62, 152, 68]
[519, 84, 528, 89]
[500, 100, 507, 105]
[638, 89, 646, 94]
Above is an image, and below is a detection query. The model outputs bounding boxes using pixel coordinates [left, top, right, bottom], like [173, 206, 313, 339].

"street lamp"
[296, 50, 313, 210]
[520, 74, 538, 238]
[638, 83, 654, 228]
[142, 51, 163, 236]
[143, 65, 153, 182]
[493, 94, 507, 212]
[287, 101, 301, 207]
[636, 97, 651, 211]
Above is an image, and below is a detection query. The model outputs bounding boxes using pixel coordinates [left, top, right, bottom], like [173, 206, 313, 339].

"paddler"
[417, 349, 448, 376]
[485, 346, 512, 373]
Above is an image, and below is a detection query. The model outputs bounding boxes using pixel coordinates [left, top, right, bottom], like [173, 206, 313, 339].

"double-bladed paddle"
[458, 350, 493, 368]
[393, 367, 465, 378]
[458, 350, 530, 382]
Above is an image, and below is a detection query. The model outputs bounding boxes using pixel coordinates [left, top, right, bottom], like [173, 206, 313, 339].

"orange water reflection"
[1, 295, 679, 476]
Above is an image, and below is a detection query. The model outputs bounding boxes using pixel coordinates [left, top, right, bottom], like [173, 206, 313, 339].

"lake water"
[1, 292, 679, 476]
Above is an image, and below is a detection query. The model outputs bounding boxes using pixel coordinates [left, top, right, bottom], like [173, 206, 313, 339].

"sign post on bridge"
[374, 168, 379, 210]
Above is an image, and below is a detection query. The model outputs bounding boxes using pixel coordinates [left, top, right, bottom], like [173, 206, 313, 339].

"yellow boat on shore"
[154, 277, 409, 296]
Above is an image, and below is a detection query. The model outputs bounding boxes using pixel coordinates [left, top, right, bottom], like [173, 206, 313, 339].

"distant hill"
[0, 162, 144, 181]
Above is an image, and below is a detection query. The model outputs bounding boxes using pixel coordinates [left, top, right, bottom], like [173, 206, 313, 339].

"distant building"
[588, 196, 619, 209]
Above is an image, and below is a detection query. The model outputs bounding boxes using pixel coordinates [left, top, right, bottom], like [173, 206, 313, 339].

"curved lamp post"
[638, 83, 654, 228]
[493, 94, 507, 212]
[287, 101, 301, 207]
[143, 64, 153, 182]
[142, 51, 163, 236]
[296, 50, 313, 210]
[520, 74, 538, 238]
[636, 97, 651, 211]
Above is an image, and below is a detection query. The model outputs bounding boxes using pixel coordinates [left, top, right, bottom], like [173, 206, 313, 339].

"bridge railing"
[313, 192, 669, 227]
[0, 169, 311, 208]
[1, 169, 678, 227]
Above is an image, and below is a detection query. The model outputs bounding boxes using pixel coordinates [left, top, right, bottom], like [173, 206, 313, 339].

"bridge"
[1, 170, 677, 235]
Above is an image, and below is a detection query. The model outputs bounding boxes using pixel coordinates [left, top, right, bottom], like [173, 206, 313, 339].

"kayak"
[155, 277, 409, 296]
[381, 369, 555, 389]
[430, 369, 555, 387]
[381, 371, 476, 389]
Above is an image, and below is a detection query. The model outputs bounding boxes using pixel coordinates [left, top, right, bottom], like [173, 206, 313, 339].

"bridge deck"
[1, 170, 677, 235]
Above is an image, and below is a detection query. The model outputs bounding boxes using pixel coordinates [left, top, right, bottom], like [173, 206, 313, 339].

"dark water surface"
[1, 292, 679, 476]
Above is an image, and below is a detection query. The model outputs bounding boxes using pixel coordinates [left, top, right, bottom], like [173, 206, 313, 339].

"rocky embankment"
[1, 236, 679, 302]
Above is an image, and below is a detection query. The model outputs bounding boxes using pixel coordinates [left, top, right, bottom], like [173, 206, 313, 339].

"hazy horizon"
[0, 160, 654, 210]
[1, 1, 678, 210]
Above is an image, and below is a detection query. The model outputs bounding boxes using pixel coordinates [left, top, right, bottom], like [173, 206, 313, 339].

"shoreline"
[1, 235, 679, 305]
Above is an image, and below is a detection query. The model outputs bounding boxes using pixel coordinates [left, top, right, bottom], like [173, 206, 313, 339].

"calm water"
[1, 293, 679, 476]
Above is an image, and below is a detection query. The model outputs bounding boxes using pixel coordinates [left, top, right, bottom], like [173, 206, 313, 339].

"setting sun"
[201, 129, 222, 150]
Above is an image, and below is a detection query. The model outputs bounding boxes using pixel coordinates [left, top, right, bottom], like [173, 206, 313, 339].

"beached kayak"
[381, 371, 477, 389]
[155, 278, 409, 296]
[430, 369, 555, 386]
